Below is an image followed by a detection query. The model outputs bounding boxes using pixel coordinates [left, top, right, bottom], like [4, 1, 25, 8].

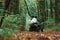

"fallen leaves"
[0, 31, 60, 40]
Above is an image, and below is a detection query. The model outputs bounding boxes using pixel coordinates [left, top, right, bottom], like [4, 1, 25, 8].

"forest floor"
[0, 30, 60, 40]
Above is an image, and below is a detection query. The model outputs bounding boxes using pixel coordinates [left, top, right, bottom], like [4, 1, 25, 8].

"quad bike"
[29, 23, 44, 32]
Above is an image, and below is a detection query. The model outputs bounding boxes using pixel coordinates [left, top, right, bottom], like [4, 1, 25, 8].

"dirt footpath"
[0, 31, 60, 40]
[13, 31, 60, 40]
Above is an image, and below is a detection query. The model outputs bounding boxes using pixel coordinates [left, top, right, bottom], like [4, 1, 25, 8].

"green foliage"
[0, 0, 60, 32]
[2, 14, 25, 30]
[0, 28, 15, 37]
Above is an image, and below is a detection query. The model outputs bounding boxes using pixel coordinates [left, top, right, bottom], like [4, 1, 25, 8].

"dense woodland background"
[0, 0, 60, 36]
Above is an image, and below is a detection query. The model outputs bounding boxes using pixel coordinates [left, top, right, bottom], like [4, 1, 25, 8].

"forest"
[0, 0, 60, 40]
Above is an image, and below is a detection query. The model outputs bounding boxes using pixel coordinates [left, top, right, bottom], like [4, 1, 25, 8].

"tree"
[0, 0, 11, 27]
[37, 0, 46, 22]
[24, 0, 31, 17]
[55, 0, 59, 23]
[50, 0, 53, 18]
[0, 0, 20, 27]
[13, 0, 19, 14]
[4, 0, 10, 10]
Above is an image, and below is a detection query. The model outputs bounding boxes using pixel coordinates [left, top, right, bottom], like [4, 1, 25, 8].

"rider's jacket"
[31, 17, 38, 24]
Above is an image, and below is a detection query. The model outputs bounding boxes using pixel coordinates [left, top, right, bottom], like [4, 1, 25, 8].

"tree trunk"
[37, 0, 41, 22]
[0, 12, 5, 27]
[55, 0, 59, 23]
[4, 0, 10, 10]
[50, 0, 53, 18]
[0, 0, 11, 27]
[37, 0, 46, 22]
[13, 0, 19, 14]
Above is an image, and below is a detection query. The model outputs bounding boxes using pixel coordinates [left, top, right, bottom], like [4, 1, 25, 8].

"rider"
[29, 16, 44, 32]
[29, 16, 38, 31]
[31, 16, 38, 24]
